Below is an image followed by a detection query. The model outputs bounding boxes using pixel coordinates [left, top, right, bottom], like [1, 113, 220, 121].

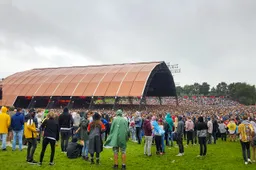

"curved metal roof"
[2, 62, 172, 106]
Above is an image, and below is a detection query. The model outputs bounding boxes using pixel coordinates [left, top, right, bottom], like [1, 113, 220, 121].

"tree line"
[176, 82, 256, 105]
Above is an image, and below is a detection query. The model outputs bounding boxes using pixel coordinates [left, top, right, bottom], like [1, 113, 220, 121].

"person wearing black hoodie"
[39, 112, 59, 166]
[58, 107, 73, 153]
[196, 116, 208, 157]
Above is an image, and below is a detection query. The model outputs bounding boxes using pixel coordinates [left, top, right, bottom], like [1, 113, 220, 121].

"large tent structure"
[1, 61, 176, 108]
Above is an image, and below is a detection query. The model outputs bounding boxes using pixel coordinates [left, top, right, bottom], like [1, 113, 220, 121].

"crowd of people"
[0, 103, 256, 168]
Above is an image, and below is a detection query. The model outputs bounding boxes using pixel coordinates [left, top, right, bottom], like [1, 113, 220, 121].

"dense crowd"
[0, 103, 256, 169]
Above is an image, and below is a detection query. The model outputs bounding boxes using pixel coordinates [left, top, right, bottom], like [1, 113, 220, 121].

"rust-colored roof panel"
[2, 62, 163, 105]
[62, 83, 77, 96]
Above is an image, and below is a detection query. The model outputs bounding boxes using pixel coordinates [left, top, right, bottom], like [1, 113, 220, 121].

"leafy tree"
[176, 86, 184, 96]
[209, 87, 217, 96]
[183, 85, 194, 96]
[199, 82, 210, 95]
[192, 83, 200, 95]
[216, 82, 228, 96]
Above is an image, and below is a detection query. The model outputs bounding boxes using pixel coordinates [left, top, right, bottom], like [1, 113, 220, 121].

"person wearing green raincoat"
[104, 109, 129, 170]
[165, 113, 174, 146]
[43, 110, 49, 119]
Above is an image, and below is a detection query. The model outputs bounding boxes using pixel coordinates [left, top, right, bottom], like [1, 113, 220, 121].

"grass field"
[0, 140, 255, 170]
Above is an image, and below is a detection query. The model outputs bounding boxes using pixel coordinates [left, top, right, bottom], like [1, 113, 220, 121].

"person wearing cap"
[105, 110, 129, 170]
[24, 109, 38, 164]
[0, 106, 11, 151]
[87, 112, 105, 165]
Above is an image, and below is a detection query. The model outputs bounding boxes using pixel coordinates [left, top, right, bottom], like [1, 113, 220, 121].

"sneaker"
[245, 162, 248, 165]
[176, 153, 183, 157]
[122, 164, 126, 170]
[113, 164, 118, 169]
[182, 153, 185, 156]
[85, 156, 89, 161]
[91, 158, 95, 164]
[49, 162, 55, 166]
[2, 148, 7, 151]
[96, 159, 100, 165]
[28, 160, 38, 164]
[197, 155, 202, 158]
[248, 159, 252, 164]
[252, 160, 256, 163]
[38, 162, 42, 166]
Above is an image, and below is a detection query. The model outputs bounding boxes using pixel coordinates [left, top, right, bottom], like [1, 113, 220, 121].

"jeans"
[40, 138, 56, 163]
[27, 138, 37, 161]
[240, 141, 251, 162]
[212, 132, 217, 144]
[199, 137, 207, 156]
[12, 130, 23, 150]
[187, 131, 194, 145]
[144, 136, 153, 156]
[61, 131, 70, 152]
[0, 133, 7, 149]
[136, 127, 141, 144]
[176, 135, 184, 154]
[129, 127, 136, 141]
[207, 133, 212, 144]
[82, 140, 89, 157]
[165, 133, 169, 146]
[155, 135, 162, 153]
[161, 134, 165, 152]
[221, 133, 227, 141]
[169, 132, 174, 146]
[193, 131, 197, 144]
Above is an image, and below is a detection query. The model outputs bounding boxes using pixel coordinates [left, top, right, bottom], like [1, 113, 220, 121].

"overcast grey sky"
[0, 0, 255, 86]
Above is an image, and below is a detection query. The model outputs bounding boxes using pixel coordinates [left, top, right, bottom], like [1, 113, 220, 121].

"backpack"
[81, 119, 89, 130]
[244, 124, 253, 142]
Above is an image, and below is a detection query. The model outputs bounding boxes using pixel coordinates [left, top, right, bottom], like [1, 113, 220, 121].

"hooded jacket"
[176, 116, 184, 135]
[11, 112, 24, 131]
[0, 107, 11, 133]
[196, 117, 208, 138]
[58, 108, 73, 131]
[152, 120, 165, 136]
[143, 119, 152, 136]
[165, 113, 174, 132]
[105, 110, 129, 148]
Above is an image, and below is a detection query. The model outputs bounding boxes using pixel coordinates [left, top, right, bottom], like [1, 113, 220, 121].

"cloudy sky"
[0, 0, 255, 87]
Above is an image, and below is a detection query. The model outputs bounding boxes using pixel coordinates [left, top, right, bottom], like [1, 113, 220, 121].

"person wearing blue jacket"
[134, 112, 142, 144]
[11, 108, 25, 151]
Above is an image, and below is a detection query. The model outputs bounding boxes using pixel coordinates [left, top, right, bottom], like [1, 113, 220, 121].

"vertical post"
[89, 96, 94, 110]
[159, 96, 162, 105]
[27, 97, 35, 109]
[113, 96, 118, 110]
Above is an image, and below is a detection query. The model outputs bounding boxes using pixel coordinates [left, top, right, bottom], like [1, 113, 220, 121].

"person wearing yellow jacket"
[0, 106, 11, 151]
[24, 109, 38, 164]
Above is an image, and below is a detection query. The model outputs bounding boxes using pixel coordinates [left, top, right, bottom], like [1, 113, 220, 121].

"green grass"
[0, 140, 255, 170]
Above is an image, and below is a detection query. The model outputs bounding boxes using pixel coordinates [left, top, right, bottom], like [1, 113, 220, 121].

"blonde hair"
[47, 111, 55, 119]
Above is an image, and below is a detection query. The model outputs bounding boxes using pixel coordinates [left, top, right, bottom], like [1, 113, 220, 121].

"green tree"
[183, 85, 194, 96]
[199, 82, 210, 95]
[228, 83, 256, 105]
[209, 87, 217, 96]
[192, 83, 200, 95]
[216, 82, 228, 96]
[176, 86, 184, 96]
